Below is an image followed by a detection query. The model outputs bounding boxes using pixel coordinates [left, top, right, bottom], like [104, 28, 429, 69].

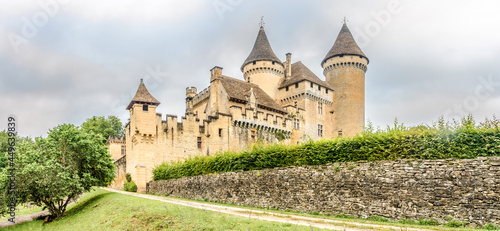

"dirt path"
[102, 187, 434, 231]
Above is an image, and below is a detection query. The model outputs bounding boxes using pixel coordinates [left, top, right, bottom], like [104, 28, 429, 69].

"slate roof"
[218, 76, 286, 114]
[126, 80, 160, 110]
[279, 61, 333, 90]
[322, 23, 369, 65]
[241, 26, 282, 71]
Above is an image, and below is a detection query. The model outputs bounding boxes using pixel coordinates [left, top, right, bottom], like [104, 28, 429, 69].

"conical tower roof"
[322, 23, 369, 65]
[241, 26, 282, 71]
[126, 79, 160, 110]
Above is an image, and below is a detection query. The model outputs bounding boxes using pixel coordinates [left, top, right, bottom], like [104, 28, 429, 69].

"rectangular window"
[251, 130, 256, 141]
[318, 124, 323, 137]
[326, 89, 328, 94]
[318, 85, 321, 91]
[293, 118, 300, 130]
[121, 146, 126, 156]
[218, 128, 223, 138]
[318, 102, 323, 114]
[197, 137, 202, 149]
[295, 82, 299, 88]
[286, 86, 289, 91]
[310, 82, 313, 88]
[143, 105, 148, 111]
[338, 130, 343, 137]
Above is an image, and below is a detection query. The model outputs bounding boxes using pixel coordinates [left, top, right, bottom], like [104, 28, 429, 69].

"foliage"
[123, 173, 137, 192]
[0, 124, 115, 219]
[484, 223, 500, 230]
[124, 181, 137, 192]
[125, 173, 132, 183]
[80, 115, 124, 143]
[153, 115, 500, 181]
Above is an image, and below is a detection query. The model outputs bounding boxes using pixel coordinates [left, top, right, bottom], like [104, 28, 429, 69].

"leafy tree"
[0, 124, 115, 219]
[0, 131, 8, 169]
[81, 116, 124, 143]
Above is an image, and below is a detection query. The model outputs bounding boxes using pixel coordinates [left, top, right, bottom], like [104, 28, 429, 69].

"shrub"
[483, 223, 500, 230]
[334, 213, 354, 219]
[153, 115, 500, 181]
[446, 220, 469, 228]
[126, 173, 132, 183]
[369, 215, 389, 222]
[418, 218, 439, 226]
[124, 181, 137, 192]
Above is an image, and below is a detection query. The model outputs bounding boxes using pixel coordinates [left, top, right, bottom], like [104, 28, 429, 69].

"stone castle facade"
[108, 22, 369, 192]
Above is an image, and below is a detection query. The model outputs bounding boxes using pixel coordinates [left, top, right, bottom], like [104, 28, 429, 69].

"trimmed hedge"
[153, 116, 500, 181]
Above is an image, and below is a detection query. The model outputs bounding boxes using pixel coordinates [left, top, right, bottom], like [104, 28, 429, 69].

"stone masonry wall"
[148, 156, 500, 226]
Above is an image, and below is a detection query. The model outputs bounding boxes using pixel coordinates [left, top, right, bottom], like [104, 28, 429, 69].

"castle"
[108, 22, 369, 192]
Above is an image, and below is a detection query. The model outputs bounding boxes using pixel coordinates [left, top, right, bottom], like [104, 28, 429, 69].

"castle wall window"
[294, 101, 297, 108]
[272, 61, 275, 65]
[318, 124, 323, 137]
[318, 85, 321, 91]
[293, 118, 300, 130]
[121, 146, 126, 156]
[318, 102, 323, 114]
[143, 105, 148, 111]
[253, 61, 256, 65]
[326, 89, 328, 94]
[338, 130, 343, 137]
[197, 137, 202, 149]
[295, 82, 299, 88]
[218, 128, 223, 138]
[251, 129, 256, 141]
[310, 82, 313, 88]
[286, 86, 289, 91]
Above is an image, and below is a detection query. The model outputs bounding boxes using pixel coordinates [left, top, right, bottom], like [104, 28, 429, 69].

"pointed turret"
[322, 22, 369, 138]
[241, 25, 284, 100]
[321, 23, 369, 66]
[126, 79, 160, 110]
[241, 26, 282, 71]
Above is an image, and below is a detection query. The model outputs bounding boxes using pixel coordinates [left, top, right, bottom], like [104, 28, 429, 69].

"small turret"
[241, 25, 284, 99]
[185, 87, 197, 114]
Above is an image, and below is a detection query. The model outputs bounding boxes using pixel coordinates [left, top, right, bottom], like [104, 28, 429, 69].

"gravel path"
[102, 187, 434, 231]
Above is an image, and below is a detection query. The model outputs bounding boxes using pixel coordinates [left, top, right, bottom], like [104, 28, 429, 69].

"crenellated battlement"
[243, 66, 284, 79]
[323, 61, 367, 75]
[192, 86, 210, 106]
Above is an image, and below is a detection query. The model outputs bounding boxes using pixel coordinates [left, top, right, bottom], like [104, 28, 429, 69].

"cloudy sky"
[1, 0, 499, 137]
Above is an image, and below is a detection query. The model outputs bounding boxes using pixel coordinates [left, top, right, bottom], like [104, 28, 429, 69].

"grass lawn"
[4, 188, 328, 230]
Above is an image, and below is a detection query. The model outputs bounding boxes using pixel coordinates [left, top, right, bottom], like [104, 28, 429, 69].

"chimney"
[285, 53, 292, 78]
[210, 66, 223, 82]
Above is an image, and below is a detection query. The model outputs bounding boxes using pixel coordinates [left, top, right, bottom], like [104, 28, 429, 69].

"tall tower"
[125, 79, 161, 192]
[322, 22, 369, 137]
[241, 25, 284, 99]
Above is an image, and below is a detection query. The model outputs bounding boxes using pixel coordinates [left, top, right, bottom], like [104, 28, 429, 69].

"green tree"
[81, 116, 124, 143]
[0, 124, 115, 219]
[0, 131, 8, 169]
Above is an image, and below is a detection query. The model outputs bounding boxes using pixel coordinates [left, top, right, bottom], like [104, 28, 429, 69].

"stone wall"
[148, 156, 500, 226]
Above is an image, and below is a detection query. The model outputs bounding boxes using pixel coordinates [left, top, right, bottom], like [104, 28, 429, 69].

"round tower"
[241, 26, 284, 99]
[322, 22, 369, 137]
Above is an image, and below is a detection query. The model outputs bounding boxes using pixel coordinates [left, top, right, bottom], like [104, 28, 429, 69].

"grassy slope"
[4, 188, 326, 231]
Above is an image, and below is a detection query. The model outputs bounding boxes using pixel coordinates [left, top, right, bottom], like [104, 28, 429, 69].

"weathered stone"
[148, 157, 500, 226]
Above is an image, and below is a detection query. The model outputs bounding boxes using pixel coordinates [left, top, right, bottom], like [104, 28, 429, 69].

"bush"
[153, 115, 500, 181]
[483, 223, 500, 230]
[418, 218, 439, 226]
[446, 220, 469, 227]
[125, 173, 132, 183]
[124, 181, 137, 192]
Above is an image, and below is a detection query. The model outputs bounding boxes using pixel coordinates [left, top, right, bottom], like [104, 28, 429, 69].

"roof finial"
[342, 17, 348, 25]
[140, 78, 143, 83]
[259, 16, 265, 28]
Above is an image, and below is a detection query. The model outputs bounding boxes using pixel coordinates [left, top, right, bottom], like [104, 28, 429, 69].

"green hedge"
[153, 116, 500, 181]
